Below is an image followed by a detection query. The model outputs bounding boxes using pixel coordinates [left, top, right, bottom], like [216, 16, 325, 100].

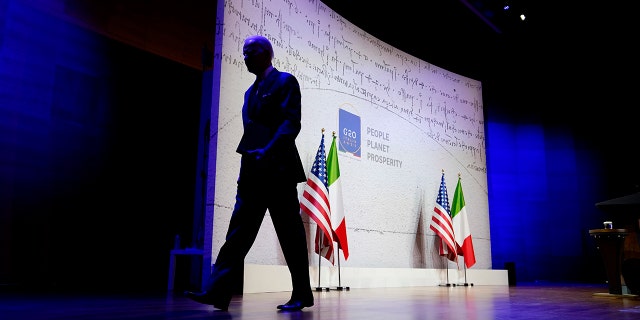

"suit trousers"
[204, 171, 312, 302]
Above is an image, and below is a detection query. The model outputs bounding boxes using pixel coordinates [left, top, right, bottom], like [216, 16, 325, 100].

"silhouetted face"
[243, 38, 271, 75]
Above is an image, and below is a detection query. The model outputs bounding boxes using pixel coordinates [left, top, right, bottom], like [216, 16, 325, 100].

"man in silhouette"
[185, 35, 314, 311]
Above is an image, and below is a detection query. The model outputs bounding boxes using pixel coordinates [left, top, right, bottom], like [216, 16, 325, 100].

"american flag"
[429, 171, 457, 262]
[300, 131, 335, 264]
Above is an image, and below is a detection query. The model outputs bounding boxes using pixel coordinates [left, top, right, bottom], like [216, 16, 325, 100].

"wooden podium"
[589, 228, 628, 296]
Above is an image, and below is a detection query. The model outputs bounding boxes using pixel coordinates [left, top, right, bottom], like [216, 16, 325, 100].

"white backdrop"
[205, 0, 490, 279]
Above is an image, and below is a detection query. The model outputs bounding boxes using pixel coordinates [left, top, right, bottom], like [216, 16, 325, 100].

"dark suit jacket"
[236, 68, 306, 184]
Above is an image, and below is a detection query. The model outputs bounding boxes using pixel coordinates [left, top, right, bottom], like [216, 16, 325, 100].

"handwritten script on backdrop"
[218, 0, 486, 177]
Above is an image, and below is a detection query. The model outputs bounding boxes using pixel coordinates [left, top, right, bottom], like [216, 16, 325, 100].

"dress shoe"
[276, 299, 314, 311]
[184, 290, 229, 311]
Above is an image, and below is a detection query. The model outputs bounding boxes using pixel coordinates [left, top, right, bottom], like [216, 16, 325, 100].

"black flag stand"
[315, 231, 330, 292]
[332, 246, 350, 291]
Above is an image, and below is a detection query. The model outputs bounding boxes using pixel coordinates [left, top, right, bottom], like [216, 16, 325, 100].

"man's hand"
[246, 148, 268, 161]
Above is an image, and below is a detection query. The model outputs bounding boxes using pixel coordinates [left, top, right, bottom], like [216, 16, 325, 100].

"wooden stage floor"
[1, 283, 639, 320]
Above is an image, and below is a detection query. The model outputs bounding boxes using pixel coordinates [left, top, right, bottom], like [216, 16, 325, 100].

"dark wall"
[479, 29, 640, 282]
[1, 3, 201, 292]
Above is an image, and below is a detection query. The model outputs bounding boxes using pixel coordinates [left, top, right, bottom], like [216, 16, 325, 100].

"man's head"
[243, 35, 274, 75]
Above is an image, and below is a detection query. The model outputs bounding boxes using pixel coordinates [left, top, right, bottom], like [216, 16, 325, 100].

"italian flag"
[451, 175, 476, 268]
[327, 133, 349, 260]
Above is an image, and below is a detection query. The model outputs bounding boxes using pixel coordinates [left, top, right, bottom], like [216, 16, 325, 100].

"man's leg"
[269, 183, 314, 308]
[187, 182, 266, 309]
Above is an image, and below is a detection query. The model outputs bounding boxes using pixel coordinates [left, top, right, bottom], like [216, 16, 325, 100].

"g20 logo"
[343, 128, 357, 139]
[338, 107, 361, 158]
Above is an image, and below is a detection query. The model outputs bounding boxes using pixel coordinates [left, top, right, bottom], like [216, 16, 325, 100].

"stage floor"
[1, 283, 639, 320]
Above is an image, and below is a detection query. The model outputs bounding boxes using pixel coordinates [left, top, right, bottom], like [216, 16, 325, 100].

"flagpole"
[452, 173, 474, 287]
[432, 170, 455, 287]
[315, 238, 323, 291]
[302, 129, 332, 292]
[458, 262, 473, 287]
[333, 246, 350, 291]
[315, 231, 330, 292]
[326, 131, 349, 292]
[439, 259, 455, 287]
